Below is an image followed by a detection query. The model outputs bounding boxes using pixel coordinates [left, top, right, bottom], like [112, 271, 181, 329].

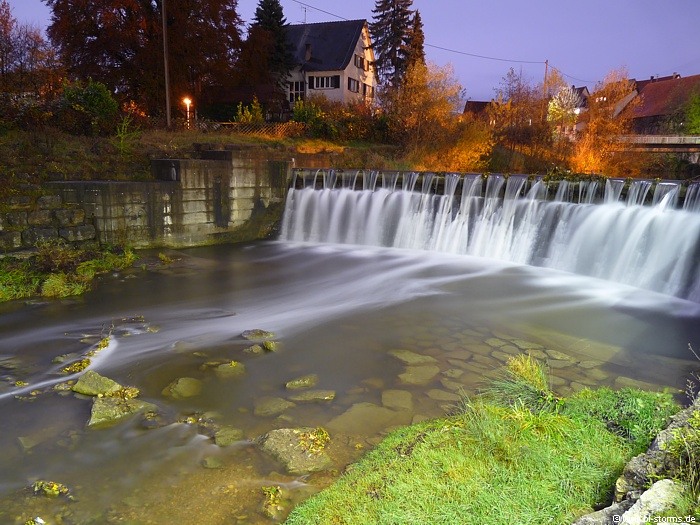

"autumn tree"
[44, 0, 243, 118]
[571, 68, 639, 176]
[489, 67, 550, 171]
[370, 0, 414, 87]
[380, 61, 492, 171]
[0, 0, 57, 99]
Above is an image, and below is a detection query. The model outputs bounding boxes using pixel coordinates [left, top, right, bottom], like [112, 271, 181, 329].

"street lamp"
[183, 97, 192, 129]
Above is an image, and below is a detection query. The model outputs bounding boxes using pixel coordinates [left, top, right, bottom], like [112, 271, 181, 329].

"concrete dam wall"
[43, 152, 290, 249]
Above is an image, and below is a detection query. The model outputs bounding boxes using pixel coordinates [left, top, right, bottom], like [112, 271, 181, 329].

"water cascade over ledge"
[280, 171, 700, 302]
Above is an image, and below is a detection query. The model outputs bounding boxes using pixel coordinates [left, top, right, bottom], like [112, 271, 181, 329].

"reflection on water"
[0, 242, 698, 523]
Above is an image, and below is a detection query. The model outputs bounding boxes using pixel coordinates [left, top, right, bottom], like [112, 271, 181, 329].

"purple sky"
[7, 0, 700, 101]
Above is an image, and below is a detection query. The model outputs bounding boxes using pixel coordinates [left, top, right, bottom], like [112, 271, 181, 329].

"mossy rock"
[285, 374, 319, 390]
[214, 361, 246, 379]
[88, 397, 157, 428]
[72, 370, 123, 396]
[257, 428, 333, 474]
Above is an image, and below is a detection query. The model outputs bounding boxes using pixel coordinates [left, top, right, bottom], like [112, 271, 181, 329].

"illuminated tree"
[489, 67, 550, 171]
[380, 61, 493, 171]
[547, 85, 583, 144]
[571, 68, 639, 176]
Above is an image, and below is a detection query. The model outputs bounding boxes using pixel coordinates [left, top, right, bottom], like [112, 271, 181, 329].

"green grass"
[285, 356, 680, 525]
[0, 241, 136, 301]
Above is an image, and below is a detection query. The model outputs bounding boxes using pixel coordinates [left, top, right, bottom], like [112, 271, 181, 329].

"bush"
[52, 79, 119, 136]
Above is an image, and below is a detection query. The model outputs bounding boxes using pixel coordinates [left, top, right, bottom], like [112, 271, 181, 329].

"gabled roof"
[634, 74, 679, 92]
[463, 100, 491, 114]
[631, 74, 700, 119]
[286, 19, 367, 72]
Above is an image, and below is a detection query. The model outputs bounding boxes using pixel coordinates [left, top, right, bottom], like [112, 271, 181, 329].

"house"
[285, 20, 376, 108]
[629, 73, 700, 134]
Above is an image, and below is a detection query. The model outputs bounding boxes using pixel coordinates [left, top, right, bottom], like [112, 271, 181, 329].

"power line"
[288, 0, 547, 66]
[548, 65, 596, 86]
[425, 43, 544, 65]
[286, 0, 599, 86]
[289, 0, 348, 21]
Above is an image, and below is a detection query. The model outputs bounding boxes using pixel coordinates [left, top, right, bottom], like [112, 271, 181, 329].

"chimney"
[305, 43, 312, 62]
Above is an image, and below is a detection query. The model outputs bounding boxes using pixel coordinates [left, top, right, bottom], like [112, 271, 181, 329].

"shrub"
[52, 79, 119, 136]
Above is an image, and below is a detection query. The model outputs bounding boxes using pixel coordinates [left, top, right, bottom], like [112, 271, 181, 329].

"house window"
[363, 83, 374, 99]
[288, 81, 305, 103]
[348, 78, 360, 93]
[310, 75, 340, 89]
[354, 54, 366, 70]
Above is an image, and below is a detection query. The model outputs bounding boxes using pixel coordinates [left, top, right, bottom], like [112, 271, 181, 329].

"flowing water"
[1, 174, 700, 524]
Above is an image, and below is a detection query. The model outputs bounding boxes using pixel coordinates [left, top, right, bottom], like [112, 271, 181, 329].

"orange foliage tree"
[571, 68, 639, 176]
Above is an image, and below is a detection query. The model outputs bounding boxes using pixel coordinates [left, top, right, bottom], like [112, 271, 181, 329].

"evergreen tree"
[370, 0, 413, 87]
[404, 10, 425, 71]
[251, 0, 295, 92]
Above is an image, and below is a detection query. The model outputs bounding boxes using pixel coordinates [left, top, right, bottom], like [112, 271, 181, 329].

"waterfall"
[280, 173, 700, 302]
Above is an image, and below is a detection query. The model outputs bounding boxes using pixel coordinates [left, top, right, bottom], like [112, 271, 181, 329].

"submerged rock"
[257, 428, 332, 474]
[201, 456, 224, 469]
[285, 374, 319, 390]
[241, 329, 276, 341]
[161, 377, 203, 399]
[88, 397, 157, 428]
[288, 390, 336, 403]
[214, 361, 246, 379]
[214, 426, 245, 446]
[398, 365, 440, 386]
[388, 349, 437, 365]
[381, 390, 413, 411]
[72, 370, 122, 396]
[243, 344, 264, 354]
[327, 402, 412, 435]
[254, 397, 296, 417]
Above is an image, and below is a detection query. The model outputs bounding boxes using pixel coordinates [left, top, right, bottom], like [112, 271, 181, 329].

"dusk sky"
[7, 0, 700, 101]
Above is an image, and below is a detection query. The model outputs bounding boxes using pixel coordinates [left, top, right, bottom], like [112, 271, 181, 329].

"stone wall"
[1, 150, 293, 253]
[0, 193, 97, 252]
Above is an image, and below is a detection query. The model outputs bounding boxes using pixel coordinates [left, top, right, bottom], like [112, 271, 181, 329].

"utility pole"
[542, 59, 549, 121]
[162, 0, 172, 128]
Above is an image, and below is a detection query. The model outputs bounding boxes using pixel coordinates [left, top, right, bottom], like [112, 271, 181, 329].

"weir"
[281, 170, 700, 302]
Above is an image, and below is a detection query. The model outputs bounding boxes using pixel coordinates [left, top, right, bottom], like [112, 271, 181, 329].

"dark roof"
[631, 74, 700, 118]
[634, 74, 679, 92]
[463, 100, 491, 114]
[286, 19, 367, 72]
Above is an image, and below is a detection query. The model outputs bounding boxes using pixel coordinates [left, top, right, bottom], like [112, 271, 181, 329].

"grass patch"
[0, 240, 136, 301]
[285, 356, 679, 525]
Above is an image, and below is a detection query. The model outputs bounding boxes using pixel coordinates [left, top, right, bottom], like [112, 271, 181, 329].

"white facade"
[287, 21, 376, 108]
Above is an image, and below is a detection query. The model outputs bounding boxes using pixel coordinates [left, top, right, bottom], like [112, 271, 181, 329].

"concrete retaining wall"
[1, 151, 292, 253]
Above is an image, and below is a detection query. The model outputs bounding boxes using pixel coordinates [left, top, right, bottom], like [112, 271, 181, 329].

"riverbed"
[1, 241, 698, 524]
